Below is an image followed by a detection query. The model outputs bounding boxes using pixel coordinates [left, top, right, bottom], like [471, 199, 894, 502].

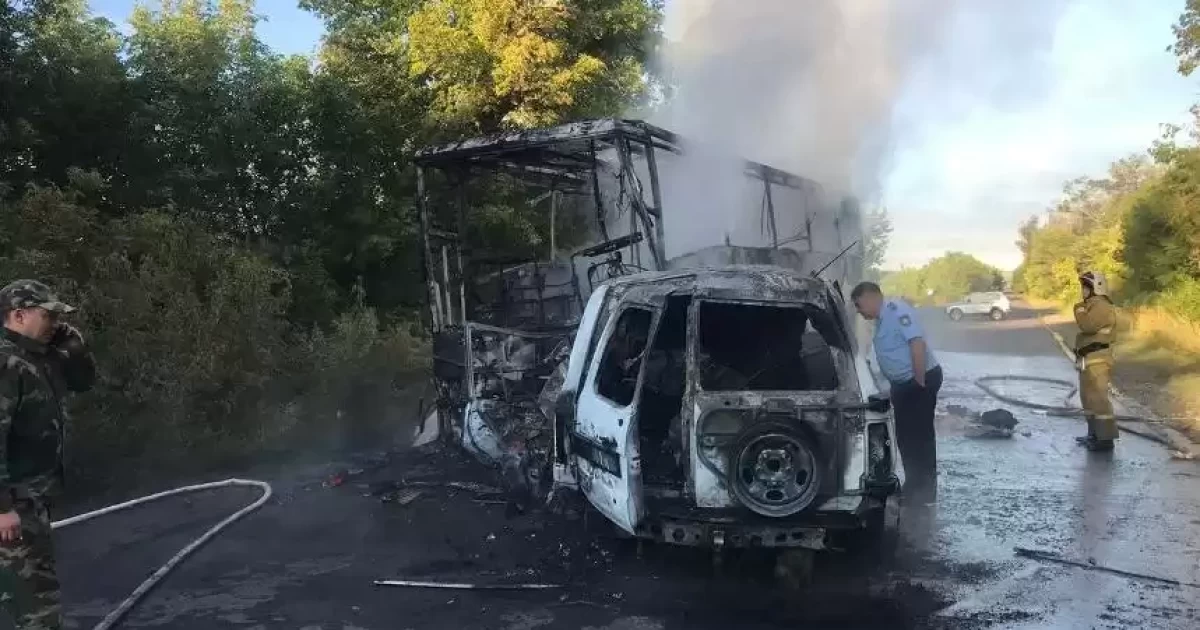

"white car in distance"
[945, 291, 1011, 321]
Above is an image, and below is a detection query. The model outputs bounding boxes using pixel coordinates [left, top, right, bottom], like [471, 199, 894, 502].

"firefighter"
[1074, 271, 1118, 452]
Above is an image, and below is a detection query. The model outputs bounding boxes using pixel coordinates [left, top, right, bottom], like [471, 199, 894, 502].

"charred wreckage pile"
[413, 119, 899, 555]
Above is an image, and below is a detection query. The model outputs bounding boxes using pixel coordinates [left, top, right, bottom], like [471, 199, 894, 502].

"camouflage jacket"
[0, 326, 95, 511]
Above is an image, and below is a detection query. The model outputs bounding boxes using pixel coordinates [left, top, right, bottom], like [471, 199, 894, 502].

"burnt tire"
[729, 422, 822, 518]
[948, 308, 963, 321]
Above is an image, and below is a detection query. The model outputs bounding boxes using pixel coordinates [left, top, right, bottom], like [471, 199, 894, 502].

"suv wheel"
[990, 308, 1004, 321]
[948, 308, 963, 321]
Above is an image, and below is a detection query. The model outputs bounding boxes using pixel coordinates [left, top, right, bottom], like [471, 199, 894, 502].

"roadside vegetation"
[880, 252, 1005, 306]
[1011, 1, 1200, 439]
[0, 0, 663, 492]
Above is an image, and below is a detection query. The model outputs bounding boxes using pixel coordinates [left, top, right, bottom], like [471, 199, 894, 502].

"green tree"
[1022, 222, 1080, 302]
[862, 206, 893, 276]
[1122, 151, 1200, 293]
[920, 252, 1001, 301]
[1015, 215, 1039, 259]
[406, 0, 661, 130]
[0, 0, 133, 201]
[1173, 0, 1200, 77]
[305, 0, 662, 134]
[1008, 0, 1200, 320]
[0, 0, 669, 488]
[127, 1, 317, 234]
[880, 267, 925, 302]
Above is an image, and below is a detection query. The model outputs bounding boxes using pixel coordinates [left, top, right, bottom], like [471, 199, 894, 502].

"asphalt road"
[57, 303, 1200, 629]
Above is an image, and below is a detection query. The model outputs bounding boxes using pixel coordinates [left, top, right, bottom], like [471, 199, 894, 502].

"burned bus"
[412, 119, 899, 568]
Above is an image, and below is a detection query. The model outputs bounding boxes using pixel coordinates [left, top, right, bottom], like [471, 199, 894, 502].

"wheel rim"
[731, 429, 820, 517]
[950, 309, 962, 320]
[991, 309, 1002, 320]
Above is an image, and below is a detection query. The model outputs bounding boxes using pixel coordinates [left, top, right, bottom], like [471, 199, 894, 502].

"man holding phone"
[0, 279, 96, 630]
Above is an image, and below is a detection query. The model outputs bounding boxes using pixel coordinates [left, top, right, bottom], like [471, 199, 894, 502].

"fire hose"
[50, 478, 273, 630]
[973, 375, 1170, 446]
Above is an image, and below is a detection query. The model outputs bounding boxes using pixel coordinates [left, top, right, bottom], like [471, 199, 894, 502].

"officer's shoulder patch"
[899, 314, 912, 327]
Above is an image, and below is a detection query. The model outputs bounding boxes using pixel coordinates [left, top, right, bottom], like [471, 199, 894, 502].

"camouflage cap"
[0, 279, 76, 314]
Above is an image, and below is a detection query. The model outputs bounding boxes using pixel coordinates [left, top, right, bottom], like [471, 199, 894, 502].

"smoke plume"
[664, 1, 954, 185]
[648, 0, 1068, 260]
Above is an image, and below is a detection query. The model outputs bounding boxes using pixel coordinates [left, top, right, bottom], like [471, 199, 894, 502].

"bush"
[881, 268, 926, 302]
[880, 253, 1001, 304]
[1158, 277, 1200, 322]
[1, 181, 429, 491]
[1019, 149, 1200, 320]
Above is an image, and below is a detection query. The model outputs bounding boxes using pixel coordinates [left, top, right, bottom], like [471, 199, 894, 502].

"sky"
[88, 0, 1199, 272]
[878, 0, 1198, 271]
[90, 0, 325, 55]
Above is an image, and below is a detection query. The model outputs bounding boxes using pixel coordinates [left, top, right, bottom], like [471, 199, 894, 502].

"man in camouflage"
[1073, 271, 1118, 452]
[0, 280, 95, 629]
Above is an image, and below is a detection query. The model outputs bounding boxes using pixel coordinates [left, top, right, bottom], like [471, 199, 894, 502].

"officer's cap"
[0, 279, 76, 314]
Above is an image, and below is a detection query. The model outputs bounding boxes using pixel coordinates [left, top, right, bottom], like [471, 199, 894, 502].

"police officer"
[851, 282, 943, 504]
[1074, 271, 1117, 452]
[0, 279, 96, 630]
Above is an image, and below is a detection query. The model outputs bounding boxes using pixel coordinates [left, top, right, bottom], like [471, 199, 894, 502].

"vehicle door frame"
[569, 298, 663, 534]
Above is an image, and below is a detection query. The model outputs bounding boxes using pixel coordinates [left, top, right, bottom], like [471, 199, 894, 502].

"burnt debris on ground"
[311, 443, 1021, 628]
[946, 404, 1022, 439]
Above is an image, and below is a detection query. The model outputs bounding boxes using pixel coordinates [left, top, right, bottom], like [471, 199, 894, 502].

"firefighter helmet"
[1080, 270, 1110, 298]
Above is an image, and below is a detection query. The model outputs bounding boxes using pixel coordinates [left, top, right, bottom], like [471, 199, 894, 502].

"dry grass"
[1124, 307, 1200, 356]
[1115, 308, 1200, 439]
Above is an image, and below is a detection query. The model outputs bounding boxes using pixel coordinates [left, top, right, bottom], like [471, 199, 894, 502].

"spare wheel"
[729, 421, 823, 517]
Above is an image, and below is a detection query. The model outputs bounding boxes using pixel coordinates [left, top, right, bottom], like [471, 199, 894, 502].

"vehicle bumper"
[635, 494, 890, 550]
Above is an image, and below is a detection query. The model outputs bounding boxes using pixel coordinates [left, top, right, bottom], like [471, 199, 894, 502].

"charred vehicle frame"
[412, 118, 899, 561]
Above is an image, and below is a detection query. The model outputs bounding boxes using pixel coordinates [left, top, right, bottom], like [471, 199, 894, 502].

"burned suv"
[551, 265, 902, 555]
[410, 118, 900, 571]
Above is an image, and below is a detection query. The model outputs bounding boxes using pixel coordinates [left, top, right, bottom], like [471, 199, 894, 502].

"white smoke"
[649, 0, 1068, 261]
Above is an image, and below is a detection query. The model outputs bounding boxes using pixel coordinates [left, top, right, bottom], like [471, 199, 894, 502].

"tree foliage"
[881, 253, 1002, 305]
[1174, 0, 1200, 77]
[1018, 149, 1200, 320]
[407, 0, 659, 129]
[0, 0, 662, 488]
[302, 0, 662, 133]
[862, 206, 893, 278]
[1017, 0, 1200, 321]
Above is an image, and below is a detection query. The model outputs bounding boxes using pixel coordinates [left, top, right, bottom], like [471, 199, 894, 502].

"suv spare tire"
[729, 422, 823, 517]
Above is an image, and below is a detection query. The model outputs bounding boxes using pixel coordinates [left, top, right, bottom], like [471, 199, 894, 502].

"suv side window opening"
[696, 301, 840, 392]
[595, 307, 655, 406]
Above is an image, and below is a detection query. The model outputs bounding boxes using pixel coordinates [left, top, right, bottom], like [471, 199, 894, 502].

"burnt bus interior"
[413, 118, 863, 490]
